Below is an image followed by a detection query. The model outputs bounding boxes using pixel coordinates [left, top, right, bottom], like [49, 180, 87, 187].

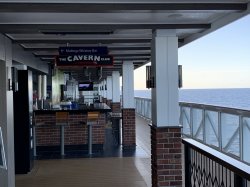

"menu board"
[0, 127, 6, 169]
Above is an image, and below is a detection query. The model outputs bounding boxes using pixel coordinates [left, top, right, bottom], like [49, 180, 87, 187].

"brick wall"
[122, 109, 135, 148]
[111, 102, 121, 113]
[151, 126, 182, 187]
[35, 113, 106, 146]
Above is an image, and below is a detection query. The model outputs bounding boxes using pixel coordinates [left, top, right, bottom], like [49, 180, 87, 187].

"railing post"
[149, 100, 152, 119]
[184, 144, 191, 187]
[140, 98, 142, 115]
[179, 106, 183, 128]
[239, 115, 243, 160]
[190, 107, 193, 138]
[202, 108, 206, 143]
[142, 99, 145, 117]
[218, 111, 222, 151]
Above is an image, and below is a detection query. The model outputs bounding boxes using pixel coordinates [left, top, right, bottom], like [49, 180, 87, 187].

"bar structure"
[33, 104, 111, 154]
[0, 1, 250, 187]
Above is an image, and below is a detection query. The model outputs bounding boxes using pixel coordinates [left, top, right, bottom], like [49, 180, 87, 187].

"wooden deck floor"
[16, 116, 151, 187]
[16, 157, 148, 187]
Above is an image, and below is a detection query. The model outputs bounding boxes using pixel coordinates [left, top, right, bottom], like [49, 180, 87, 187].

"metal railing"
[180, 102, 250, 164]
[183, 138, 250, 187]
[134, 97, 151, 120]
[134, 97, 250, 164]
[135, 97, 250, 186]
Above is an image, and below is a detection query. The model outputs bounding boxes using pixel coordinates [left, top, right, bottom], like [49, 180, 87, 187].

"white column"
[42, 75, 47, 100]
[106, 76, 112, 100]
[101, 81, 104, 97]
[122, 61, 134, 108]
[0, 34, 15, 187]
[98, 83, 101, 96]
[151, 30, 179, 127]
[38, 75, 42, 100]
[103, 79, 107, 98]
[112, 71, 120, 103]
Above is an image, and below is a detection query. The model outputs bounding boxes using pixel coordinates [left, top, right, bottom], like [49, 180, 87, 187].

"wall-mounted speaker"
[11, 67, 18, 92]
[146, 65, 154, 89]
[178, 65, 183, 88]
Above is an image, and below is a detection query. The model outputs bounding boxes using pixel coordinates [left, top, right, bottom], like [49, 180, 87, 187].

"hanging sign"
[56, 46, 113, 67]
[58, 47, 108, 55]
[56, 54, 113, 66]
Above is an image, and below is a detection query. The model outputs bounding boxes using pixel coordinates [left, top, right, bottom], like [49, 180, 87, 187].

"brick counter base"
[111, 102, 121, 113]
[35, 113, 105, 146]
[122, 109, 135, 148]
[151, 126, 182, 187]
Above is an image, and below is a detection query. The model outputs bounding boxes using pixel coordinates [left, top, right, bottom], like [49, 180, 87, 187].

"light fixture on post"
[146, 65, 154, 89]
[178, 65, 183, 88]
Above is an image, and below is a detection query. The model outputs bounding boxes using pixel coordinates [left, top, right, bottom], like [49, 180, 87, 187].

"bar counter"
[33, 103, 111, 153]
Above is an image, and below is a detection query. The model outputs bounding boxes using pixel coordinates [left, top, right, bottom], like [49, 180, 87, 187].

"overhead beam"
[0, 3, 247, 13]
[12, 44, 49, 73]
[12, 38, 184, 44]
[23, 46, 152, 51]
[14, 38, 151, 44]
[0, 24, 211, 33]
[34, 53, 151, 57]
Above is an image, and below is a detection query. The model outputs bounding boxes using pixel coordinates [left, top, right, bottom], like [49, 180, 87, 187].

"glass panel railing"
[134, 97, 152, 120]
[242, 117, 250, 163]
[134, 97, 250, 164]
[204, 111, 219, 147]
[179, 102, 250, 163]
[221, 113, 240, 157]
[192, 108, 203, 141]
[181, 106, 191, 136]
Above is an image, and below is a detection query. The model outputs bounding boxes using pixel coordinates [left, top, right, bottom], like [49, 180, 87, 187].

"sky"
[134, 14, 250, 90]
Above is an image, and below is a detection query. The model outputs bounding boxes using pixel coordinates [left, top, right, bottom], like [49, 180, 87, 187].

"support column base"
[151, 125, 182, 187]
[122, 109, 136, 147]
[111, 102, 121, 113]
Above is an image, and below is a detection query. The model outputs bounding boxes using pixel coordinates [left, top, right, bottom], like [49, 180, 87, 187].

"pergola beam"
[0, 3, 247, 13]
[0, 24, 210, 33]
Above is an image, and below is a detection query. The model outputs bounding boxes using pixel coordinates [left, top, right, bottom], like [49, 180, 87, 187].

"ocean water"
[134, 88, 250, 110]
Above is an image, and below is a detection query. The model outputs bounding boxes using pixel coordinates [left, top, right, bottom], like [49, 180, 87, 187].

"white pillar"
[122, 61, 134, 109]
[0, 34, 15, 187]
[106, 76, 112, 100]
[42, 75, 47, 100]
[112, 71, 120, 103]
[151, 30, 179, 127]
[97, 83, 102, 102]
[103, 79, 107, 99]
[98, 83, 101, 96]
[101, 81, 104, 97]
[38, 75, 42, 100]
